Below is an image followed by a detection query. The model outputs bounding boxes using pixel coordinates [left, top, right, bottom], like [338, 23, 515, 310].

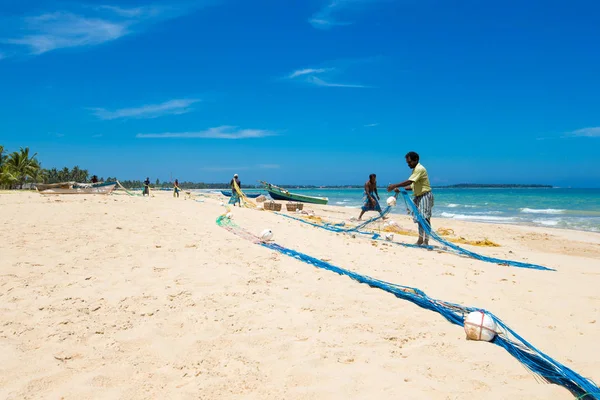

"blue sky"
[1, 0, 599, 187]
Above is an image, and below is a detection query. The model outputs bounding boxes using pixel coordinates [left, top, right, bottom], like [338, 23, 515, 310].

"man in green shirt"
[387, 151, 434, 246]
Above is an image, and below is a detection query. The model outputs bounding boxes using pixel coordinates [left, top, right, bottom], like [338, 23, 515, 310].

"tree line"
[0, 146, 100, 189]
[0, 145, 254, 190]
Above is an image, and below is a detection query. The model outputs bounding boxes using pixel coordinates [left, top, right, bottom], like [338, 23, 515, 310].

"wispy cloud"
[90, 98, 200, 120]
[137, 126, 277, 139]
[285, 63, 371, 88]
[288, 68, 332, 78]
[308, 76, 369, 88]
[309, 0, 383, 29]
[364, 123, 378, 127]
[2, 12, 129, 55]
[0, 4, 187, 56]
[563, 127, 600, 138]
[96, 5, 166, 18]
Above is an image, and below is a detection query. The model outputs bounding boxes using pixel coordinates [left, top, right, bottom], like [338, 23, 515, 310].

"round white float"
[464, 311, 497, 342]
[385, 233, 394, 241]
[225, 212, 233, 219]
[386, 196, 397, 207]
[259, 229, 273, 241]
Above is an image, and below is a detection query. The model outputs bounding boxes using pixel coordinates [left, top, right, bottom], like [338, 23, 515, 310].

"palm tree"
[3, 147, 41, 189]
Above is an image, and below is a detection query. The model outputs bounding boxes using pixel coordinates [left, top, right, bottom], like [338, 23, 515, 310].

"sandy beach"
[1, 190, 599, 399]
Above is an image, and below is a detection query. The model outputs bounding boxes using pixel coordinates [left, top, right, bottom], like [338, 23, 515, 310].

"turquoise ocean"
[214, 188, 600, 233]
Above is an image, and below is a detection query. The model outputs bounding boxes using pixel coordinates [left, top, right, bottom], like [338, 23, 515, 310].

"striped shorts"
[414, 191, 434, 219]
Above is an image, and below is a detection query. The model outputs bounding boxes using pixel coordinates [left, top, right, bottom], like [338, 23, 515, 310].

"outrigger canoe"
[261, 181, 328, 205]
[35, 181, 117, 195]
[220, 190, 262, 198]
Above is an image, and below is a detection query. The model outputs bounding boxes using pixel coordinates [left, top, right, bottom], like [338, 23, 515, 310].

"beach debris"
[349, 217, 357, 222]
[220, 202, 225, 206]
[385, 233, 394, 241]
[464, 311, 497, 342]
[225, 212, 233, 219]
[350, 233, 356, 239]
[259, 229, 274, 242]
[386, 196, 397, 207]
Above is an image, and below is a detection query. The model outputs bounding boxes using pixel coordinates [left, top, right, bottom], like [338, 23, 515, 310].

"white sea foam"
[520, 208, 565, 214]
[446, 203, 477, 208]
[440, 212, 515, 222]
[532, 219, 560, 226]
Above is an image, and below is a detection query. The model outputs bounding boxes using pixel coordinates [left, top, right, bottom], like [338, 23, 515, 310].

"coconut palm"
[3, 147, 41, 189]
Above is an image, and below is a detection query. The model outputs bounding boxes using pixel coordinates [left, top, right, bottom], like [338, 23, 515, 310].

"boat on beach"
[220, 190, 262, 198]
[35, 181, 117, 195]
[261, 181, 329, 205]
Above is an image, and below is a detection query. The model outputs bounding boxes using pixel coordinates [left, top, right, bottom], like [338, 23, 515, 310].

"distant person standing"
[229, 174, 241, 207]
[91, 175, 99, 184]
[387, 151, 433, 246]
[143, 177, 150, 197]
[173, 179, 180, 198]
[358, 174, 384, 220]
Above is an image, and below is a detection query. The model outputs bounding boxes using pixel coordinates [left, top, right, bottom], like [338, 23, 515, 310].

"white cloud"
[0, 4, 184, 56]
[288, 68, 332, 78]
[285, 64, 369, 88]
[137, 126, 277, 139]
[2, 12, 130, 55]
[90, 99, 200, 120]
[308, 76, 369, 88]
[364, 123, 378, 127]
[564, 127, 600, 138]
[309, 0, 382, 29]
[97, 5, 165, 18]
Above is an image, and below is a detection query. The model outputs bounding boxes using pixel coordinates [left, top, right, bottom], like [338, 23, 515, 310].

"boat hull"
[37, 182, 117, 195]
[264, 186, 328, 205]
[220, 191, 261, 198]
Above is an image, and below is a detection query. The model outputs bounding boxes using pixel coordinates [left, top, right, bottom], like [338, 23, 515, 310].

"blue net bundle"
[216, 214, 599, 399]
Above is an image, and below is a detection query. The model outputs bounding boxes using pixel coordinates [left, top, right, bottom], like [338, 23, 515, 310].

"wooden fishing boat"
[220, 190, 262, 198]
[36, 181, 117, 195]
[261, 182, 328, 205]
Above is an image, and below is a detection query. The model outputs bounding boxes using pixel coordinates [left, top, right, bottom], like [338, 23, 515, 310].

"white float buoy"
[464, 311, 497, 342]
[386, 196, 397, 207]
[385, 233, 394, 241]
[259, 229, 273, 241]
[220, 202, 225, 206]
[225, 212, 233, 219]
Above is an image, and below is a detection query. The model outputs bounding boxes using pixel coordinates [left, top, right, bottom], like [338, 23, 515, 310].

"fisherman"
[387, 151, 434, 246]
[143, 177, 150, 197]
[173, 179, 180, 198]
[91, 175, 99, 184]
[229, 174, 242, 207]
[358, 173, 384, 221]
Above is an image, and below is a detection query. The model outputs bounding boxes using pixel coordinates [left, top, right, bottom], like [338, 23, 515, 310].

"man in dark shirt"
[143, 177, 150, 197]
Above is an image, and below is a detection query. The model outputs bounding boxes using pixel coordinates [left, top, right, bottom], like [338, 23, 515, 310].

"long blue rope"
[216, 215, 598, 399]
[397, 189, 553, 270]
[275, 192, 552, 271]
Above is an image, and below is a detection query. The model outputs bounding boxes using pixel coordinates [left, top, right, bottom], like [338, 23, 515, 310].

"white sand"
[1, 191, 598, 399]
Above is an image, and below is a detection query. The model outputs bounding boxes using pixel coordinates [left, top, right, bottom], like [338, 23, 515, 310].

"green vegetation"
[0, 146, 42, 189]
